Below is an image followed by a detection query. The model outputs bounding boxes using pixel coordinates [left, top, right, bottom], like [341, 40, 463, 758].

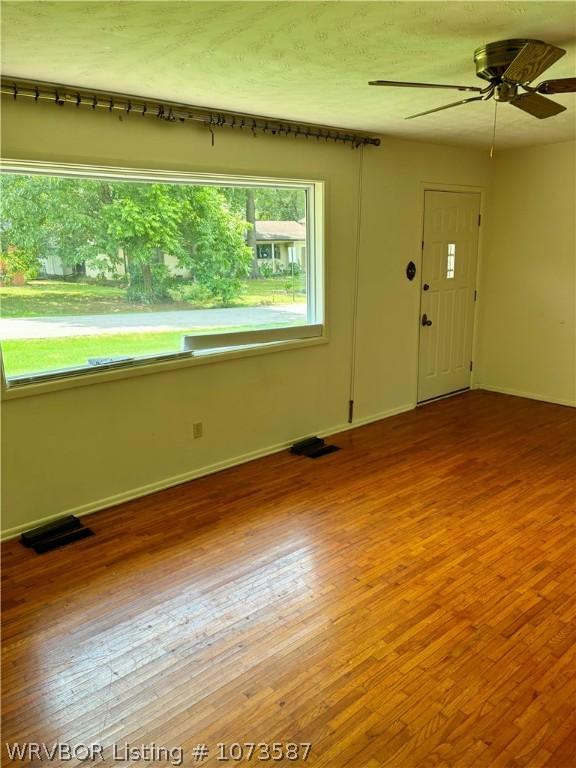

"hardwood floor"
[2, 391, 575, 768]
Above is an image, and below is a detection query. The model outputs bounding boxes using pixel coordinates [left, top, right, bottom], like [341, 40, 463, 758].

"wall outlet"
[192, 422, 203, 439]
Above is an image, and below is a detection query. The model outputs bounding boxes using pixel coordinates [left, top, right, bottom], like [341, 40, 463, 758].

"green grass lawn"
[239, 274, 306, 306]
[0, 277, 306, 318]
[2, 322, 299, 377]
[0, 281, 194, 317]
[1, 330, 185, 375]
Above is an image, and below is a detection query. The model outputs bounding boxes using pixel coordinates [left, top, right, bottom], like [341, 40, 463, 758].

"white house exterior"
[255, 220, 307, 273]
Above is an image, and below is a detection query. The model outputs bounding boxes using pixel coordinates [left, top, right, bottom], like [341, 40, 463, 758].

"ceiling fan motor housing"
[474, 39, 544, 82]
[494, 82, 519, 102]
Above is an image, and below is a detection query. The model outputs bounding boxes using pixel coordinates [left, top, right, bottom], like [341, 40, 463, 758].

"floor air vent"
[20, 515, 94, 554]
[290, 436, 340, 459]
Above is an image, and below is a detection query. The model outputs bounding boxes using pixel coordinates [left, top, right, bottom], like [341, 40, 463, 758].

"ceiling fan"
[369, 39, 576, 119]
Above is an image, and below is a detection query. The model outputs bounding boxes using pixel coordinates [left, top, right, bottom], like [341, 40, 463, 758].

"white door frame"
[416, 182, 486, 401]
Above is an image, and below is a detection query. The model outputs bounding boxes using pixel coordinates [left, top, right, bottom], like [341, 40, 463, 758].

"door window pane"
[446, 243, 456, 279]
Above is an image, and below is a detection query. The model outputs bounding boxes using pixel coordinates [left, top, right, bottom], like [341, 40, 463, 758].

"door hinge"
[469, 361, 473, 372]
[478, 214, 482, 227]
[421, 240, 424, 250]
[348, 399, 354, 423]
[474, 289, 478, 301]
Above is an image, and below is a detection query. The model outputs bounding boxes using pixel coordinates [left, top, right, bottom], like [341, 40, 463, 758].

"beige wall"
[1, 98, 493, 536]
[476, 141, 576, 406]
[354, 140, 491, 419]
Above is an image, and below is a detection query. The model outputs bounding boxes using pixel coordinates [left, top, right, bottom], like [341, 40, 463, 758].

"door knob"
[421, 313, 432, 326]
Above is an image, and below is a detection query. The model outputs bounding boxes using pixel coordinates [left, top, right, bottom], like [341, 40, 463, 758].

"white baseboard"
[1, 403, 415, 541]
[474, 384, 575, 408]
[1, 436, 313, 541]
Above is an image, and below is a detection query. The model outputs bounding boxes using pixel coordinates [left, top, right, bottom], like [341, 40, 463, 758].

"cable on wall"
[347, 143, 365, 423]
[1, 77, 381, 149]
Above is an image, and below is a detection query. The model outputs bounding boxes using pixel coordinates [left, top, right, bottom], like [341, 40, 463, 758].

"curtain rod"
[1, 77, 381, 149]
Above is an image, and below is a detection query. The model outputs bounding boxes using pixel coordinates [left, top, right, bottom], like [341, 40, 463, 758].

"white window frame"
[0, 160, 326, 398]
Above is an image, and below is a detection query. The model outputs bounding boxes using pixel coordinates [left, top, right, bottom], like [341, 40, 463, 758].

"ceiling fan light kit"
[369, 38, 574, 121]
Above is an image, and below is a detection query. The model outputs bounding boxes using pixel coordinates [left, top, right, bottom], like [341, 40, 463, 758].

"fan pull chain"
[490, 100, 498, 158]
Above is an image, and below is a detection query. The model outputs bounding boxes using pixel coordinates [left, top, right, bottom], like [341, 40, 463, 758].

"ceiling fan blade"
[503, 41, 565, 85]
[369, 80, 482, 93]
[510, 92, 566, 119]
[536, 77, 576, 95]
[405, 95, 485, 120]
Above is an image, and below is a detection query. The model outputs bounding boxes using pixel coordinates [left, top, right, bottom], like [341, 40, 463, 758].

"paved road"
[0, 304, 307, 340]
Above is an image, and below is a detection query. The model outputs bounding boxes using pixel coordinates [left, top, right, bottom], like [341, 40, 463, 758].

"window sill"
[0, 334, 329, 400]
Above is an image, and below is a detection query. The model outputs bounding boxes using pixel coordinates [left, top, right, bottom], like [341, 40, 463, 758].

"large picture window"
[0, 164, 323, 388]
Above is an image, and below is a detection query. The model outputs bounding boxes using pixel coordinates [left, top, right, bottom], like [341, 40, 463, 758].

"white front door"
[417, 191, 480, 403]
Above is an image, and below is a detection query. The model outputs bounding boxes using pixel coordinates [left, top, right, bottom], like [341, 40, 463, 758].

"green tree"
[0, 175, 96, 283]
[253, 188, 306, 221]
[245, 188, 258, 279]
[177, 186, 252, 304]
[221, 186, 306, 222]
[0, 175, 252, 304]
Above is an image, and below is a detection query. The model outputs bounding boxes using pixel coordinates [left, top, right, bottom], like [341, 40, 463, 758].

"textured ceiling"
[2, 1, 575, 149]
